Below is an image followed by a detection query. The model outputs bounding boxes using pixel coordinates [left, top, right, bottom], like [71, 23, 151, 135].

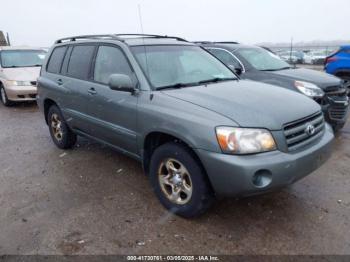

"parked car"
[273, 51, 304, 64]
[325, 45, 350, 93]
[304, 50, 327, 65]
[199, 42, 349, 131]
[277, 50, 300, 64]
[0, 46, 47, 106]
[38, 34, 334, 217]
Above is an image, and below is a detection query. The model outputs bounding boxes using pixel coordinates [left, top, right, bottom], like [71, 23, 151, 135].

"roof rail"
[214, 41, 240, 44]
[54, 34, 124, 44]
[193, 41, 240, 45]
[115, 34, 188, 42]
[193, 41, 213, 44]
[54, 34, 188, 44]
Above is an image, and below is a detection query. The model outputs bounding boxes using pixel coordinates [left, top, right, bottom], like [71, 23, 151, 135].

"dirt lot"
[0, 100, 349, 255]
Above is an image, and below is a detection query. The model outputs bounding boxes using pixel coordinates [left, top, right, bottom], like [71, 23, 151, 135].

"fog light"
[252, 170, 272, 188]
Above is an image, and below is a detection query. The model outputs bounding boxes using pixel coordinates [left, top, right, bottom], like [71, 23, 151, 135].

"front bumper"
[4, 85, 37, 101]
[196, 124, 334, 197]
[321, 95, 349, 127]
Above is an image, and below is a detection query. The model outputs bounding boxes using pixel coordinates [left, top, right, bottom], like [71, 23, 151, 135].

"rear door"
[60, 44, 97, 134]
[85, 44, 138, 154]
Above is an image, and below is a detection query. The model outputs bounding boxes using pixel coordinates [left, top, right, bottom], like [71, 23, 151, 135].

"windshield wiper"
[261, 66, 291, 71]
[156, 82, 195, 90]
[156, 77, 237, 90]
[198, 77, 236, 85]
[4, 64, 42, 68]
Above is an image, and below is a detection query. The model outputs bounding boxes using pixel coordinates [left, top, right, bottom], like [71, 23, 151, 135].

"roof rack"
[115, 34, 188, 42]
[193, 41, 213, 44]
[55, 34, 124, 44]
[54, 34, 188, 44]
[215, 41, 239, 44]
[194, 41, 240, 45]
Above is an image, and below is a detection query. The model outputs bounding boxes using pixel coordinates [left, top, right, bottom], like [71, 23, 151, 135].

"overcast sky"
[1, 0, 349, 47]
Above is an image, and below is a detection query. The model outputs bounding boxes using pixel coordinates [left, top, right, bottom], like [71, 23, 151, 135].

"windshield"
[0, 50, 47, 68]
[131, 45, 236, 89]
[237, 47, 291, 71]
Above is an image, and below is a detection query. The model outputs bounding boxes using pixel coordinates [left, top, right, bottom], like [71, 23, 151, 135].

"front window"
[208, 48, 243, 70]
[236, 47, 291, 71]
[0, 50, 46, 68]
[131, 45, 236, 89]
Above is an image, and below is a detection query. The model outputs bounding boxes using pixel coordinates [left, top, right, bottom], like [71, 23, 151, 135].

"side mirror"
[108, 74, 136, 92]
[234, 67, 243, 75]
[228, 65, 242, 75]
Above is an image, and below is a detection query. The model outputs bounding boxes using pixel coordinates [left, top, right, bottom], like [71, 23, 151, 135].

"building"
[0, 31, 8, 46]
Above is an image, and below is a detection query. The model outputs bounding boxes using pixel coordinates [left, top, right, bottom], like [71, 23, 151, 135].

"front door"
[86, 45, 138, 154]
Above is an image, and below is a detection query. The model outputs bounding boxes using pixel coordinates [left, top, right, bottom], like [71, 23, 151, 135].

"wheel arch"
[43, 98, 58, 124]
[334, 69, 350, 78]
[142, 131, 205, 177]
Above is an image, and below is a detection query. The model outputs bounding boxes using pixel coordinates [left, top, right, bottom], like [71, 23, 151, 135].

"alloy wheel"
[158, 158, 193, 205]
[51, 113, 63, 141]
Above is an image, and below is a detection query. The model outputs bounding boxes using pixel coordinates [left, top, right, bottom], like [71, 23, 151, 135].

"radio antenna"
[138, 4, 150, 78]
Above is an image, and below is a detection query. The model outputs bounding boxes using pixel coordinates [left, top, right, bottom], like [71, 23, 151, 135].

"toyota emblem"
[305, 124, 316, 136]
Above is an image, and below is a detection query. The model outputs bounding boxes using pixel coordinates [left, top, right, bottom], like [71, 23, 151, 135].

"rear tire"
[149, 142, 215, 218]
[0, 85, 12, 107]
[47, 105, 77, 149]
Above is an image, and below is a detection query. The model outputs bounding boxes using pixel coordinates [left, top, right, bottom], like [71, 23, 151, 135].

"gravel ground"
[0, 100, 349, 255]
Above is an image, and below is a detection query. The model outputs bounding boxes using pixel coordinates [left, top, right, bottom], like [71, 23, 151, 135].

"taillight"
[325, 56, 338, 64]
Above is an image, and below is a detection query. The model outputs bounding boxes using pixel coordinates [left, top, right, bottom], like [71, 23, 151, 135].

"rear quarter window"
[67, 45, 95, 80]
[47, 46, 67, 74]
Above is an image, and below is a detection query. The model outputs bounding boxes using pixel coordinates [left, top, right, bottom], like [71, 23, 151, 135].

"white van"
[0, 46, 47, 106]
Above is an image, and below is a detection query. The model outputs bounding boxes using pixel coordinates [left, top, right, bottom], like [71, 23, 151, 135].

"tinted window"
[67, 45, 95, 79]
[208, 48, 242, 69]
[47, 46, 67, 73]
[94, 46, 133, 84]
[60, 46, 73, 75]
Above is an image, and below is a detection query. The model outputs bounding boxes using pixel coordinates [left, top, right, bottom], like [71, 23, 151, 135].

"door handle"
[57, 79, 63, 86]
[88, 87, 97, 95]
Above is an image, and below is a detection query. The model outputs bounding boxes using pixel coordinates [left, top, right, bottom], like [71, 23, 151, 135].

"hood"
[270, 68, 341, 89]
[162, 80, 320, 130]
[1, 67, 41, 81]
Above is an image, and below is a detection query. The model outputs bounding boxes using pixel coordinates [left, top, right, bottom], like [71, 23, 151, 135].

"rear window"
[47, 46, 67, 74]
[67, 45, 95, 80]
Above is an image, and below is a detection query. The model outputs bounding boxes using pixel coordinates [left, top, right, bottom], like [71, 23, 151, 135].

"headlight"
[6, 80, 32, 86]
[294, 81, 324, 98]
[216, 127, 276, 154]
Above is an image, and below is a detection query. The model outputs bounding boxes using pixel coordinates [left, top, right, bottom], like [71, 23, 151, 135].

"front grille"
[29, 94, 37, 99]
[329, 105, 348, 120]
[283, 112, 325, 151]
[325, 86, 347, 97]
[325, 85, 341, 93]
[30, 81, 37, 86]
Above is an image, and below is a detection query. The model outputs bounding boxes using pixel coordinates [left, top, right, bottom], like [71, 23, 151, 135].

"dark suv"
[37, 34, 333, 217]
[198, 42, 349, 131]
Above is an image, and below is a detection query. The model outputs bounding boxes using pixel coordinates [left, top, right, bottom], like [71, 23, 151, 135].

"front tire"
[0, 85, 12, 107]
[332, 123, 345, 133]
[47, 105, 77, 149]
[149, 142, 215, 218]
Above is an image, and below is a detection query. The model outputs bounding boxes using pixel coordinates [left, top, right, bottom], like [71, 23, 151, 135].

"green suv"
[37, 34, 334, 217]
